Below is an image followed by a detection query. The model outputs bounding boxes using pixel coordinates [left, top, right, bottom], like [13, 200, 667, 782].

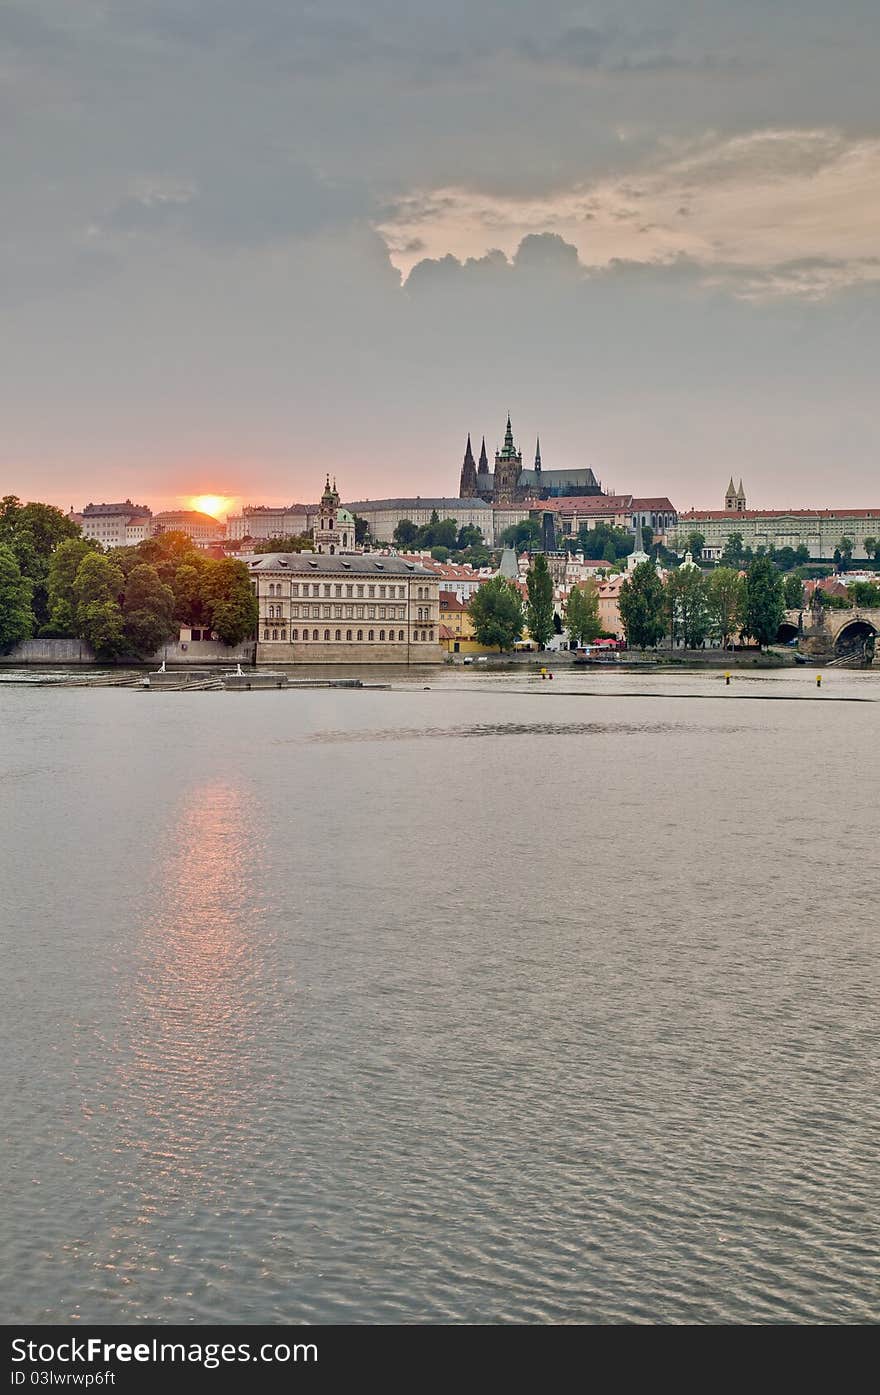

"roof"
[82, 501, 152, 517]
[153, 510, 220, 525]
[521, 495, 633, 514]
[439, 590, 469, 611]
[344, 497, 491, 511]
[681, 508, 880, 521]
[240, 503, 314, 515]
[399, 556, 486, 580]
[240, 552, 436, 576]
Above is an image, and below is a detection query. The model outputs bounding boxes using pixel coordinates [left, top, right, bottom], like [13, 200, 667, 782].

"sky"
[2, 1, 879, 515]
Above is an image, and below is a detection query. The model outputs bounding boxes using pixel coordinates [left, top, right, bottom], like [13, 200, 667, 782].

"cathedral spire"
[534, 436, 542, 473]
[478, 436, 489, 473]
[503, 413, 515, 454]
[459, 433, 478, 498]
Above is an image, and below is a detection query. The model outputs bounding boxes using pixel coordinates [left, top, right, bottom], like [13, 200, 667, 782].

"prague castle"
[459, 415, 603, 504]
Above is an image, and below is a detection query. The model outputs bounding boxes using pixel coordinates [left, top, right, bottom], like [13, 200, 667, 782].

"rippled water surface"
[2, 668, 878, 1323]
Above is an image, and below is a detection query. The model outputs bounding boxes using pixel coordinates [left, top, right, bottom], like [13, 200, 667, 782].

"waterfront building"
[247, 552, 442, 664]
[459, 417, 603, 503]
[73, 501, 153, 548]
[151, 510, 225, 543]
[677, 482, 880, 560]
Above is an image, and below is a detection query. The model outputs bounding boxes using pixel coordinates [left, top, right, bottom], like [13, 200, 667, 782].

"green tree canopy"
[525, 553, 555, 649]
[564, 579, 601, 647]
[200, 557, 259, 646]
[741, 555, 785, 649]
[666, 565, 711, 648]
[0, 497, 81, 627]
[467, 577, 524, 651]
[0, 543, 34, 651]
[393, 519, 420, 548]
[720, 531, 747, 569]
[783, 572, 805, 610]
[707, 567, 746, 648]
[43, 537, 101, 637]
[848, 579, 880, 607]
[123, 564, 177, 655]
[252, 533, 313, 553]
[618, 560, 666, 649]
[500, 519, 542, 550]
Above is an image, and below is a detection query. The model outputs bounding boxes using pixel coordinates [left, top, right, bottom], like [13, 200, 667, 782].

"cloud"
[380, 128, 880, 298]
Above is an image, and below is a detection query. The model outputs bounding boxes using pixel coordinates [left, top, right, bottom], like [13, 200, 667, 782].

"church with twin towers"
[458, 414, 604, 505]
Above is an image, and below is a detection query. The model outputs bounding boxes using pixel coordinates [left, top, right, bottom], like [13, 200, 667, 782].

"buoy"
[549, 672, 553, 680]
[817, 674, 822, 687]
[725, 672, 731, 686]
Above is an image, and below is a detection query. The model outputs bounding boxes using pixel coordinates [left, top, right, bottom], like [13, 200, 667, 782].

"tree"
[456, 524, 484, 550]
[72, 553, 126, 657]
[500, 519, 542, 550]
[720, 531, 746, 569]
[783, 572, 805, 610]
[848, 580, 880, 607]
[353, 514, 370, 546]
[200, 558, 259, 646]
[685, 530, 706, 559]
[467, 577, 524, 651]
[564, 579, 601, 646]
[43, 537, 100, 636]
[0, 498, 81, 627]
[393, 519, 419, 548]
[741, 555, 785, 649]
[525, 553, 555, 649]
[172, 557, 211, 625]
[863, 536, 879, 564]
[618, 561, 665, 649]
[579, 521, 633, 561]
[253, 533, 313, 553]
[0, 544, 34, 651]
[666, 566, 711, 648]
[123, 564, 177, 655]
[707, 567, 745, 648]
[837, 536, 854, 571]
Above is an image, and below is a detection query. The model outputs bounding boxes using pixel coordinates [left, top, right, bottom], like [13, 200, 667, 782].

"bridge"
[779, 607, 880, 661]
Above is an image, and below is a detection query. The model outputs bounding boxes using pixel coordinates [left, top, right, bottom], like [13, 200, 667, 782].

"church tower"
[314, 475, 355, 554]
[459, 434, 477, 497]
[494, 414, 523, 504]
[534, 437, 542, 493]
[736, 478, 747, 510]
[725, 477, 738, 511]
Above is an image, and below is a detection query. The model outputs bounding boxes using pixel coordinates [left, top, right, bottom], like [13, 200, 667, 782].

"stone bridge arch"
[833, 613, 878, 659]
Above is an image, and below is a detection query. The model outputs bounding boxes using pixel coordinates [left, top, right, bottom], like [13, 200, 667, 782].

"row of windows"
[269, 605, 407, 621]
[267, 582, 411, 599]
[262, 628, 436, 643]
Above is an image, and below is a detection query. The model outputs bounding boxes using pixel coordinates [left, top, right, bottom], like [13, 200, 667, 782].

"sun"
[190, 495, 232, 520]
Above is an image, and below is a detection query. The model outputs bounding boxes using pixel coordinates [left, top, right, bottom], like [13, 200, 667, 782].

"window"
[356, 605, 364, 618]
[368, 629, 374, 640]
[379, 607, 386, 619]
[291, 605, 300, 618]
[324, 584, 331, 597]
[344, 605, 353, 618]
[312, 629, 319, 640]
[292, 584, 300, 597]
[357, 629, 363, 640]
[367, 606, 376, 619]
[324, 629, 331, 640]
[335, 585, 342, 597]
[379, 585, 386, 598]
[281, 629, 286, 640]
[398, 630, 404, 641]
[388, 630, 395, 642]
[379, 629, 385, 641]
[368, 585, 375, 598]
[429, 630, 434, 642]
[346, 629, 352, 640]
[346, 585, 353, 597]
[292, 629, 299, 640]
[356, 585, 364, 597]
[264, 629, 270, 640]
[334, 606, 342, 618]
[272, 629, 278, 640]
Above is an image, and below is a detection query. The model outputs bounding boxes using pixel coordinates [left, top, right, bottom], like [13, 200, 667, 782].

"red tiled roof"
[681, 508, 880, 521]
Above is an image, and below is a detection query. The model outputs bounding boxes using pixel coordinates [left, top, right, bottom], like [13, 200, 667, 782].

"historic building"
[248, 553, 442, 665]
[72, 501, 153, 548]
[459, 416, 603, 504]
[675, 481, 880, 560]
[313, 476, 356, 554]
[151, 510, 225, 543]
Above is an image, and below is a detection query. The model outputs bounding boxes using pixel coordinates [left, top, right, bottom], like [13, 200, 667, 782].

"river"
[1, 667, 878, 1323]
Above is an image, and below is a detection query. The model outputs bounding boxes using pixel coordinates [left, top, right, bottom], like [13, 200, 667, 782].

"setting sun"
[190, 494, 233, 520]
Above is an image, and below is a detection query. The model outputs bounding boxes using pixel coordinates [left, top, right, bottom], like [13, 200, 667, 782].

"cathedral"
[458, 415, 604, 504]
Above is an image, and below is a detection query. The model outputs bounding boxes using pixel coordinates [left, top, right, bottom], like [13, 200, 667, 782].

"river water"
[2, 667, 878, 1324]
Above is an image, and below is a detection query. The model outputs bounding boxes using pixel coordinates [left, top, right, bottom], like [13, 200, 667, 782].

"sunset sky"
[3, 2, 879, 514]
